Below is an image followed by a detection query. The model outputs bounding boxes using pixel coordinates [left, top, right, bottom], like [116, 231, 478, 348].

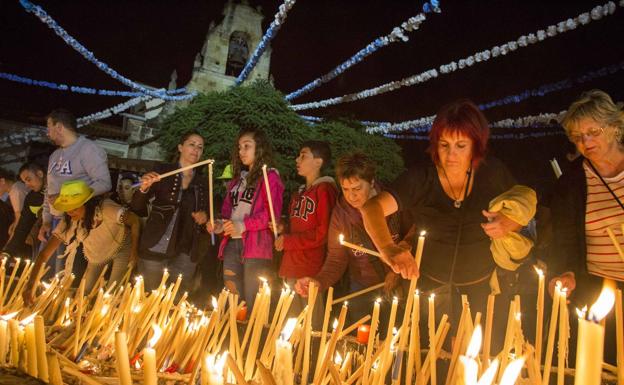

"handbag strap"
[588, 160, 624, 212]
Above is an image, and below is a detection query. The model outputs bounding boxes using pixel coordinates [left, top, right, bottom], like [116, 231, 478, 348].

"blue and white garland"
[290, 1, 622, 111]
[489, 111, 566, 129]
[0, 71, 190, 97]
[234, 0, 296, 86]
[362, 60, 624, 134]
[19, 0, 197, 101]
[386, 129, 565, 141]
[76, 95, 153, 127]
[284, 1, 441, 101]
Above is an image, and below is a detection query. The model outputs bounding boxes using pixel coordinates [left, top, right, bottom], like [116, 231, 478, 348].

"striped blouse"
[584, 162, 624, 281]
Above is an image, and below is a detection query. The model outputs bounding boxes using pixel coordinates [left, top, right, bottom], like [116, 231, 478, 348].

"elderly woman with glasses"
[548, 89, 624, 303]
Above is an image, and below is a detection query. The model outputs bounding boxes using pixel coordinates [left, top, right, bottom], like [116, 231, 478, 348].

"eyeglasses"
[568, 126, 604, 143]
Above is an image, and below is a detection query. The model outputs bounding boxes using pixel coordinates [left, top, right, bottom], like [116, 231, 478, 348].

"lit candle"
[535, 267, 545, 364]
[616, 289, 623, 385]
[21, 313, 38, 378]
[274, 318, 296, 385]
[459, 324, 482, 385]
[574, 285, 616, 385]
[428, 293, 437, 385]
[34, 315, 48, 382]
[557, 288, 568, 385]
[362, 298, 381, 385]
[202, 352, 227, 385]
[339, 234, 382, 258]
[357, 324, 371, 344]
[143, 324, 162, 385]
[499, 356, 526, 385]
[115, 331, 133, 385]
[262, 164, 278, 238]
[415, 230, 426, 267]
[542, 282, 561, 385]
[0, 312, 17, 365]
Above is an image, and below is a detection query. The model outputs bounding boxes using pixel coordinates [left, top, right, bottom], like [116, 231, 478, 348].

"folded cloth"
[488, 185, 537, 271]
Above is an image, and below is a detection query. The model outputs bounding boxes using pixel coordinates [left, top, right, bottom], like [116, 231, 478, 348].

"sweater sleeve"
[283, 183, 337, 251]
[81, 141, 112, 197]
[243, 170, 284, 232]
[313, 206, 349, 291]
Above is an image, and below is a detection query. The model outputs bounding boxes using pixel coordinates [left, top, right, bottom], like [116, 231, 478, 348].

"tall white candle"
[574, 286, 615, 385]
[274, 318, 296, 385]
[143, 324, 162, 385]
[429, 294, 437, 385]
[115, 331, 133, 385]
[262, 164, 278, 238]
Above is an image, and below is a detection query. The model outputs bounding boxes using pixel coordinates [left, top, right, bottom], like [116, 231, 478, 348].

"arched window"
[226, 31, 250, 77]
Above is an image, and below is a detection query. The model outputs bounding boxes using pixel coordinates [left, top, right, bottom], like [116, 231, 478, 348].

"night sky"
[1, 0, 623, 124]
[1, 0, 624, 190]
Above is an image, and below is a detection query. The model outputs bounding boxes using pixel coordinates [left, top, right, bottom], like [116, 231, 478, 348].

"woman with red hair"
[360, 99, 536, 347]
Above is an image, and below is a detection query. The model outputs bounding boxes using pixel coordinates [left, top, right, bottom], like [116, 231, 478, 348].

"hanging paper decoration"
[289, 1, 621, 111]
[234, 0, 297, 86]
[18, 0, 196, 101]
[0, 71, 190, 98]
[285, 1, 441, 101]
[76, 95, 153, 127]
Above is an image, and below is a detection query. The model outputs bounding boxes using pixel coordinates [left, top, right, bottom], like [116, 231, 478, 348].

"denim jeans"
[138, 253, 197, 297]
[222, 239, 274, 312]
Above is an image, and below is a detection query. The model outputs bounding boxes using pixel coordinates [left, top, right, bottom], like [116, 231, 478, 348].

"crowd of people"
[1, 89, 624, 359]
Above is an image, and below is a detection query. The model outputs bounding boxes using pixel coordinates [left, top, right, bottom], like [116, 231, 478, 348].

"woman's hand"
[139, 172, 160, 193]
[295, 277, 319, 298]
[481, 210, 523, 239]
[380, 244, 419, 279]
[206, 220, 224, 234]
[22, 280, 36, 307]
[548, 271, 576, 297]
[274, 235, 285, 251]
[191, 211, 208, 225]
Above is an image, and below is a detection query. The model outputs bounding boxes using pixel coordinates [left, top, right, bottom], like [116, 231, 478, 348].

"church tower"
[186, 0, 272, 93]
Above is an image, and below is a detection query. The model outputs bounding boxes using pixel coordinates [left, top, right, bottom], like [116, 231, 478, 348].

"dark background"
[1, 0, 623, 193]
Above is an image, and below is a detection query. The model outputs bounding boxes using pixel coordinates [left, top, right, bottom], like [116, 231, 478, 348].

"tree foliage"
[158, 81, 404, 198]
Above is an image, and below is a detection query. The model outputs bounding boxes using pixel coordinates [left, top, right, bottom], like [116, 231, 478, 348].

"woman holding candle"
[22, 179, 141, 301]
[207, 126, 284, 311]
[547, 89, 624, 362]
[132, 131, 210, 293]
[295, 152, 403, 330]
[359, 100, 537, 347]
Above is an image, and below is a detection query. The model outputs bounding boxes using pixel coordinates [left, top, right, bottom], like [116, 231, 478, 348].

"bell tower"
[186, 0, 272, 93]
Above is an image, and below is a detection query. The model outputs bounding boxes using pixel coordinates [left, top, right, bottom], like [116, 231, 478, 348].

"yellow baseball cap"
[53, 180, 94, 212]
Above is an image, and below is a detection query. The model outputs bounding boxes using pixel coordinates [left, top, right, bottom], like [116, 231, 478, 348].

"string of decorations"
[386, 129, 565, 141]
[289, 1, 622, 111]
[0, 71, 189, 97]
[284, 1, 441, 101]
[76, 95, 153, 127]
[362, 60, 624, 133]
[234, 0, 296, 86]
[18, 0, 197, 101]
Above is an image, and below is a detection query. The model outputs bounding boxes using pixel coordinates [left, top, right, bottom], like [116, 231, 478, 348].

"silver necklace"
[440, 166, 470, 208]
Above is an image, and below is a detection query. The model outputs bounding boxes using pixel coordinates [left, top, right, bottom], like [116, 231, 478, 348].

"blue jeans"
[222, 239, 273, 312]
[138, 253, 197, 297]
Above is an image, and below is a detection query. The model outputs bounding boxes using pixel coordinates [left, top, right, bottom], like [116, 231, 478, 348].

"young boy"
[275, 141, 338, 326]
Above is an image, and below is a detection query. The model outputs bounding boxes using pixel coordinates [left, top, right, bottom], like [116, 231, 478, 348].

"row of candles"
[0, 230, 623, 385]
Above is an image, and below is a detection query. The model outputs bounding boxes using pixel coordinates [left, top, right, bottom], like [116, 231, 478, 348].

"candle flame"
[101, 304, 110, 317]
[281, 318, 297, 341]
[588, 285, 615, 322]
[211, 296, 218, 310]
[420, 230, 427, 237]
[19, 312, 38, 326]
[284, 283, 290, 292]
[375, 297, 382, 304]
[206, 352, 228, 374]
[459, 356, 478, 385]
[343, 301, 348, 307]
[576, 305, 588, 319]
[429, 293, 435, 300]
[533, 266, 543, 277]
[466, 324, 482, 359]
[476, 358, 499, 385]
[0, 311, 19, 321]
[332, 318, 339, 330]
[42, 281, 51, 290]
[134, 360, 141, 370]
[334, 352, 343, 365]
[259, 277, 267, 284]
[393, 296, 398, 303]
[148, 324, 162, 348]
[515, 312, 521, 321]
[498, 356, 525, 385]
[392, 327, 398, 336]
[339, 234, 345, 245]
